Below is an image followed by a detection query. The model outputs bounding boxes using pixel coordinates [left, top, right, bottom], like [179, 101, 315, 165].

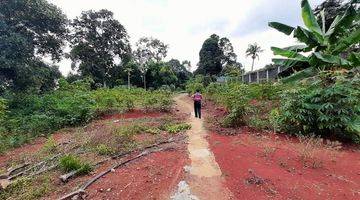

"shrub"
[278, 70, 360, 143]
[59, 154, 92, 174]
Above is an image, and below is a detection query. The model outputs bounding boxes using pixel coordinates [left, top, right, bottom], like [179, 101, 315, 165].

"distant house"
[242, 65, 284, 84]
[216, 65, 285, 84]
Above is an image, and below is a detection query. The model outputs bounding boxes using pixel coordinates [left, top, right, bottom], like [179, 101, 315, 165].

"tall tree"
[219, 37, 237, 66]
[69, 9, 131, 88]
[182, 60, 192, 72]
[0, 0, 67, 93]
[167, 59, 192, 88]
[133, 37, 168, 89]
[246, 43, 264, 71]
[195, 34, 238, 76]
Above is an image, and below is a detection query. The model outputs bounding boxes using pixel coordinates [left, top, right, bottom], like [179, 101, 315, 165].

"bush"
[278, 70, 360, 143]
[59, 154, 92, 174]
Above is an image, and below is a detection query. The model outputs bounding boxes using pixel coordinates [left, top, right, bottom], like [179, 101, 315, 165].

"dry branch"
[58, 146, 174, 200]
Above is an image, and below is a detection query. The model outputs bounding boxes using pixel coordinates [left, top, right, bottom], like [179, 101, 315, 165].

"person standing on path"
[192, 90, 203, 119]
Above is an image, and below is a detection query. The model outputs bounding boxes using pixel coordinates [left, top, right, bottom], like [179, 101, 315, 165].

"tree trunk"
[251, 58, 255, 72]
[143, 74, 146, 90]
[127, 71, 131, 89]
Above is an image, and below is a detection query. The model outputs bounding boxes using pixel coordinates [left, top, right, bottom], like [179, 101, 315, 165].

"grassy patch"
[59, 154, 92, 174]
[0, 175, 54, 200]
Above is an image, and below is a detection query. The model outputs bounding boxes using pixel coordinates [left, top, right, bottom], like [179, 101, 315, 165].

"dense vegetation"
[0, 79, 172, 153]
[193, 69, 359, 143]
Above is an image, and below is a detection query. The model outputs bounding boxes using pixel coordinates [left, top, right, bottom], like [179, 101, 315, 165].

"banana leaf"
[301, 0, 324, 42]
[310, 52, 352, 67]
[280, 67, 317, 83]
[332, 28, 360, 55]
[271, 47, 308, 60]
[326, 5, 356, 39]
[268, 22, 295, 35]
[283, 45, 312, 52]
[348, 52, 360, 66]
[294, 26, 320, 47]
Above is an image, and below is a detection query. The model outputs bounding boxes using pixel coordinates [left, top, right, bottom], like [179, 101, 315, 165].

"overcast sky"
[48, 0, 323, 75]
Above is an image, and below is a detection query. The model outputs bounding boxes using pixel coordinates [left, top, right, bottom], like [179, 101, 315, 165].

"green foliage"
[95, 144, 116, 156]
[269, 108, 281, 133]
[69, 9, 131, 88]
[195, 34, 240, 76]
[0, 98, 6, 130]
[59, 154, 92, 174]
[42, 136, 58, 154]
[205, 82, 284, 129]
[246, 43, 264, 71]
[0, 80, 173, 152]
[162, 123, 191, 134]
[269, 0, 359, 82]
[186, 75, 216, 94]
[0, 175, 53, 200]
[0, 0, 67, 93]
[142, 90, 173, 112]
[278, 70, 360, 142]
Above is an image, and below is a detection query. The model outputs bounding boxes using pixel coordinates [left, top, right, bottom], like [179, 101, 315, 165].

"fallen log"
[58, 146, 174, 200]
[0, 163, 30, 180]
[8, 153, 61, 180]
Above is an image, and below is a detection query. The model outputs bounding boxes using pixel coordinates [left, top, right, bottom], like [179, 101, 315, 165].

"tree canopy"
[195, 34, 241, 76]
[0, 0, 67, 93]
[69, 9, 132, 88]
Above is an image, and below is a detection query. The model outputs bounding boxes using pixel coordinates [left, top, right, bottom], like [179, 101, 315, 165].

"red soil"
[101, 110, 164, 120]
[86, 149, 187, 200]
[204, 101, 360, 200]
[0, 132, 69, 167]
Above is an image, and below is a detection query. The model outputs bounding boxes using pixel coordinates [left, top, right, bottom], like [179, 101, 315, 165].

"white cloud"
[48, 0, 324, 74]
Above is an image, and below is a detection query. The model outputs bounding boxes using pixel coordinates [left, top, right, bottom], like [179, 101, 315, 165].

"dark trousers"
[194, 101, 201, 118]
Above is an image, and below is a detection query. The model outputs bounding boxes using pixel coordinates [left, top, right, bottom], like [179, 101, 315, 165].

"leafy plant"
[269, 0, 359, 82]
[163, 123, 191, 134]
[42, 136, 58, 154]
[59, 154, 92, 174]
[95, 144, 116, 156]
[278, 70, 360, 142]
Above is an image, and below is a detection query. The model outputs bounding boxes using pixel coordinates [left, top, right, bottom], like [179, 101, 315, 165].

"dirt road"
[172, 94, 233, 200]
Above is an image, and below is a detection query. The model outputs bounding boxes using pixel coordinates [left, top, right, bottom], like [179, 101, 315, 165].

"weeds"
[0, 175, 54, 200]
[162, 123, 191, 134]
[59, 154, 92, 174]
[95, 144, 116, 156]
[296, 135, 324, 169]
[42, 136, 58, 154]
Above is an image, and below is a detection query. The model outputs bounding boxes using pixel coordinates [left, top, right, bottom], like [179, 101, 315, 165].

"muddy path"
[173, 94, 233, 200]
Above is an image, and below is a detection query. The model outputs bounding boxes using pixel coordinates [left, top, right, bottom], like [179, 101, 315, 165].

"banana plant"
[269, 0, 360, 82]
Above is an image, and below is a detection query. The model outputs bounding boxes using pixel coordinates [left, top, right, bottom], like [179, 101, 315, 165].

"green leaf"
[268, 22, 295, 35]
[283, 45, 311, 52]
[332, 28, 360, 55]
[293, 26, 320, 47]
[348, 52, 360, 66]
[310, 52, 352, 67]
[280, 67, 317, 83]
[271, 47, 308, 61]
[301, 0, 323, 37]
[326, 5, 357, 39]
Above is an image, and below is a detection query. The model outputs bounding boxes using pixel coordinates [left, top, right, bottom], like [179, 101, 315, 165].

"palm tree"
[246, 43, 264, 71]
